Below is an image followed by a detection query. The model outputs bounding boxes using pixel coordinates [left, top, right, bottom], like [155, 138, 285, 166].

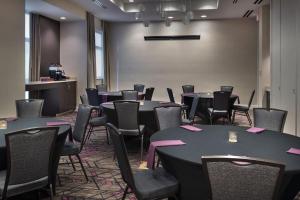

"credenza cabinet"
[25, 80, 77, 116]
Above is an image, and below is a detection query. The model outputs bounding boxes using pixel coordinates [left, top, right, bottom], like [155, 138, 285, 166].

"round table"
[0, 117, 71, 193]
[98, 91, 145, 102]
[181, 92, 239, 123]
[151, 125, 300, 200]
[101, 100, 178, 134]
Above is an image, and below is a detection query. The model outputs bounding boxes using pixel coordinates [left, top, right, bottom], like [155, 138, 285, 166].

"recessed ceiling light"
[201, 15, 207, 18]
[60, 17, 67, 20]
[129, 0, 134, 2]
[168, 16, 174, 19]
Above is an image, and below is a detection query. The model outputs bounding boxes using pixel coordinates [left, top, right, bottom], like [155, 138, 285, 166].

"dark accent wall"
[40, 15, 60, 77]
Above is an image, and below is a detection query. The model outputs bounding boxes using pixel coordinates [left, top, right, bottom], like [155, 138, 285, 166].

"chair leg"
[156, 157, 161, 168]
[140, 134, 144, 162]
[84, 126, 93, 145]
[49, 184, 54, 200]
[105, 126, 110, 145]
[232, 110, 236, 124]
[76, 154, 89, 182]
[122, 185, 129, 200]
[69, 155, 76, 171]
[246, 111, 252, 126]
[210, 115, 213, 125]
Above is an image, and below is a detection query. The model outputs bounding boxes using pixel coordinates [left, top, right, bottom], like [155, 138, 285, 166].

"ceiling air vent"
[254, 0, 264, 4]
[233, 0, 238, 4]
[243, 10, 254, 18]
[93, 0, 107, 9]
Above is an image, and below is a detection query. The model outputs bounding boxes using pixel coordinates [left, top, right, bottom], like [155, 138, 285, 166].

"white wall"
[0, 0, 25, 117]
[108, 19, 258, 104]
[271, 0, 300, 135]
[60, 21, 87, 104]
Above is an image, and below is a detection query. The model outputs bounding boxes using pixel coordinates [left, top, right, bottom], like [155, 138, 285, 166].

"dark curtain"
[29, 13, 41, 81]
[86, 12, 96, 88]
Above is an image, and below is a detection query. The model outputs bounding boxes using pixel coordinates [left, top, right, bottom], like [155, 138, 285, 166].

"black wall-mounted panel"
[144, 35, 200, 41]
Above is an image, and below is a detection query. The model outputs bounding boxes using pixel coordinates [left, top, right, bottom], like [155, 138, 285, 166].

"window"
[25, 13, 30, 83]
[25, 13, 30, 99]
[95, 31, 104, 80]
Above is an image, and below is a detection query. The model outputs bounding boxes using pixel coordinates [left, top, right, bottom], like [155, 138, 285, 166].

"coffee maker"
[49, 64, 66, 81]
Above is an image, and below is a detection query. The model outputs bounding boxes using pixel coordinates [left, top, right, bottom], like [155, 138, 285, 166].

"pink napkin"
[287, 148, 300, 155]
[180, 125, 202, 132]
[47, 121, 70, 126]
[146, 140, 186, 169]
[246, 127, 265, 133]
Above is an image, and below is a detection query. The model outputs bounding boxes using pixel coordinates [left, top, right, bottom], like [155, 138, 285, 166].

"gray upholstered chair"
[253, 108, 288, 132]
[80, 94, 89, 105]
[208, 91, 231, 124]
[154, 106, 182, 131]
[0, 127, 58, 200]
[167, 88, 189, 118]
[107, 123, 179, 200]
[15, 99, 44, 118]
[201, 155, 285, 200]
[114, 101, 144, 161]
[220, 86, 234, 94]
[232, 90, 255, 126]
[182, 95, 200, 124]
[122, 90, 138, 100]
[96, 84, 107, 92]
[182, 85, 194, 93]
[60, 104, 92, 181]
[144, 87, 155, 101]
[134, 84, 145, 93]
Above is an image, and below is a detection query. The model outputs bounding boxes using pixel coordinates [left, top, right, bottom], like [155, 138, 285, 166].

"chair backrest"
[154, 106, 182, 131]
[202, 155, 285, 200]
[80, 94, 89, 105]
[114, 101, 139, 130]
[145, 87, 155, 101]
[106, 123, 136, 190]
[86, 88, 101, 106]
[220, 86, 234, 94]
[247, 90, 255, 108]
[96, 84, 107, 92]
[167, 88, 175, 103]
[134, 84, 145, 93]
[122, 90, 138, 100]
[15, 99, 44, 118]
[182, 85, 194, 93]
[253, 108, 288, 132]
[4, 127, 58, 190]
[189, 96, 200, 121]
[72, 104, 92, 147]
[213, 91, 230, 111]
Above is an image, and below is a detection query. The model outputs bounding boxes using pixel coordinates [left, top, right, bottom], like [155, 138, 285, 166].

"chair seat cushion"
[89, 116, 107, 126]
[119, 125, 145, 136]
[133, 168, 178, 200]
[61, 142, 80, 156]
[233, 105, 249, 112]
[0, 170, 48, 198]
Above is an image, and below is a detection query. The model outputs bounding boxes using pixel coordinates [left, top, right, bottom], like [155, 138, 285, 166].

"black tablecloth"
[101, 101, 177, 134]
[98, 91, 145, 102]
[0, 117, 71, 193]
[151, 125, 300, 200]
[181, 92, 239, 123]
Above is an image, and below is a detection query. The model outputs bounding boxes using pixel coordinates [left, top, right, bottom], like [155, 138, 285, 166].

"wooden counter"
[26, 80, 77, 116]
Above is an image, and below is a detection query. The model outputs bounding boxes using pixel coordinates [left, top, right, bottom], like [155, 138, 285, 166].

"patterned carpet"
[11, 111, 300, 200]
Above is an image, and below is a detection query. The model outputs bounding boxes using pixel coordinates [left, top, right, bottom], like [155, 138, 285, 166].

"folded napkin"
[146, 140, 185, 169]
[246, 127, 265, 133]
[47, 121, 70, 126]
[287, 148, 300, 155]
[180, 125, 202, 132]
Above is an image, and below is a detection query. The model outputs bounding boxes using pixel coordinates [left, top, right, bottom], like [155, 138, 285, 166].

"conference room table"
[0, 117, 71, 194]
[98, 91, 145, 102]
[151, 125, 300, 200]
[181, 92, 239, 123]
[101, 100, 178, 134]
